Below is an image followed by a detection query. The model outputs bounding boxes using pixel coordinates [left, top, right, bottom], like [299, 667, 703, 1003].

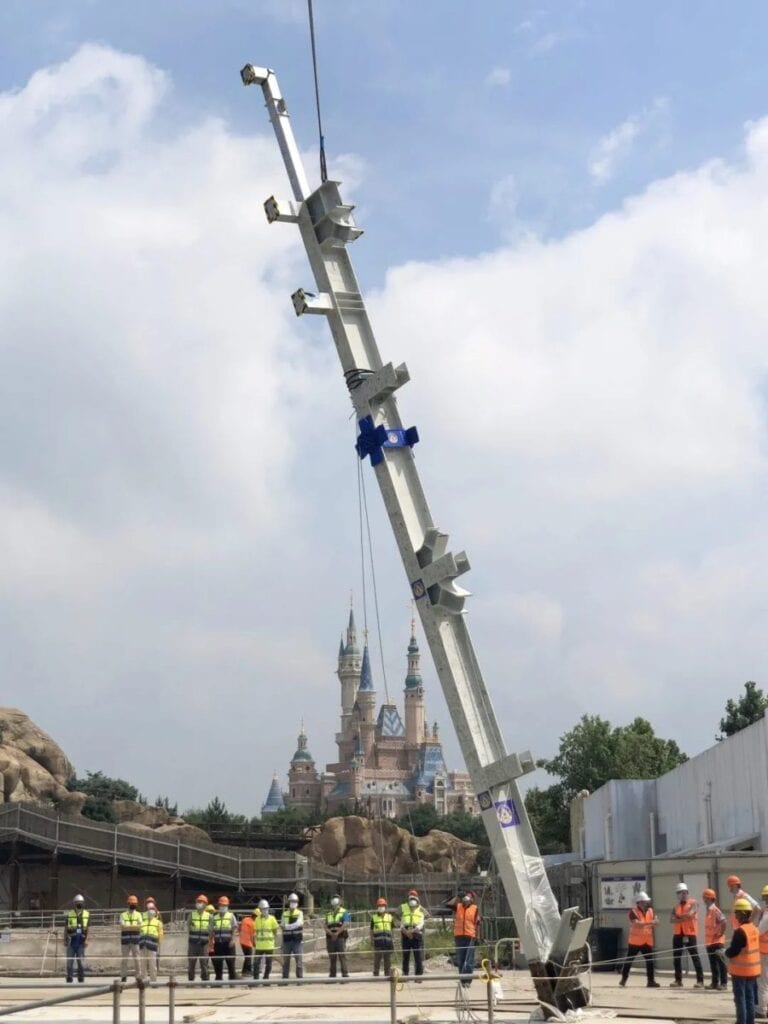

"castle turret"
[356, 643, 377, 758]
[336, 607, 361, 747]
[287, 722, 322, 813]
[404, 621, 426, 747]
[261, 772, 285, 816]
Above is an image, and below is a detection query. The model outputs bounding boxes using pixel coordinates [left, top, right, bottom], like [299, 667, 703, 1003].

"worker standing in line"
[702, 888, 728, 991]
[399, 889, 425, 979]
[669, 882, 704, 988]
[757, 885, 768, 1017]
[211, 896, 238, 984]
[253, 899, 279, 983]
[619, 891, 659, 988]
[139, 901, 163, 983]
[725, 897, 761, 1024]
[453, 891, 480, 988]
[325, 895, 350, 980]
[119, 895, 143, 981]
[728, 876, 761, 927]
[64, 894, 89, 984]
[187, 894, 212, 982]
[281, 892, 304, 980]
[239, 907, 256, 978]
[370, 898, 394, 977]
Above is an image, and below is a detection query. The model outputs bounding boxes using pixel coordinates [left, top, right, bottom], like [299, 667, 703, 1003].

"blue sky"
[2, 3, 768, 816]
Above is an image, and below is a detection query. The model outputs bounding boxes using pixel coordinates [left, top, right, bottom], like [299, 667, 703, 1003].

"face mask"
[462, 897, 471, 904]
[289, 901, 298, 908]
[196, 902, 205, 910]
[378, 908, 386, 914]
[331, 899, 340, 908]
[148, 909, 157, 918]
[218, 906, 227, 913]
[408, 899, 418, 907]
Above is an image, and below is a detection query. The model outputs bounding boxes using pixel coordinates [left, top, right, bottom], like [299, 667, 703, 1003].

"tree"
[67, 770, 145, 823]
[524, 784, 569, 855]
[718, 681, 768, 739]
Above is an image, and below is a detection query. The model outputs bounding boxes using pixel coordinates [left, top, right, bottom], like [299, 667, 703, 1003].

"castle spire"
[358, 642, 375, 692]
[345, 604, 359, 656]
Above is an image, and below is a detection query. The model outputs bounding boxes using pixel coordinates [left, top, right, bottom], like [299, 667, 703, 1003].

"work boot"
[693, 981, 704, 988]
[647, 981, 660, 988]
[619, 978, 627, 987]
[669, 980, 683, 987]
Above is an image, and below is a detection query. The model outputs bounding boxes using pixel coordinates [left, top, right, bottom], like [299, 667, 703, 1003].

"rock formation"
[302, 815, 479, 876]
[0, 707, 85, 813]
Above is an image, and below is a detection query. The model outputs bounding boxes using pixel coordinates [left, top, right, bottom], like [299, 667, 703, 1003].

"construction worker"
[139, 901, 163, 982]
[119, 895, 143, 981]
[370, 898, 394, 977]
[703, 888, 727, 991]
[453, 891, 480, 987]
[239, 907, 256, 978]
[729, 876, 761, 928]
[187, 894, 212, 982]
[669, 881, 704, 987]
[757, 885, 768, 1016]
[64, 894, 89, 984]
[726, 897, 761, 1024]
[253, 899, 279, 982]
[211, 896, 238, 983]
[325, 895, 350, 980]
[281, 892, 304, 980]
[619, 891, 659, 988]
[399, 889, 425, 979]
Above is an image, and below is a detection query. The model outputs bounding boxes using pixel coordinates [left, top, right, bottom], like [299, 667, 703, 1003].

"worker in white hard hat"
[619, 891, 659, 988]
[281, 893, 304, 980]
[64, 894, 89, 983]
[253, 899, 279, 982]
[669, 882, 704, 987]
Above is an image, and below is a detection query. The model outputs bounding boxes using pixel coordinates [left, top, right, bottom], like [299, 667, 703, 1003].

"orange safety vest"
[729, 923, 761, 978]
[454, 903, 479, 939]
[705, 905, 726, 947]
[673, 898, 698, 937]
[628, 907, 655, 946]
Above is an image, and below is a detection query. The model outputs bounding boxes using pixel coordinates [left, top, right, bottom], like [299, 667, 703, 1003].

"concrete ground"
[0, 968, 741, 1023]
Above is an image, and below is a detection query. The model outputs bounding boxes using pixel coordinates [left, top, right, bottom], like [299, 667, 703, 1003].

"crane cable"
[307, 0, 328, 183]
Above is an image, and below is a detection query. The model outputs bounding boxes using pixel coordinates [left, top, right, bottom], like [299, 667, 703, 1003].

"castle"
[262, 609, 477, 819]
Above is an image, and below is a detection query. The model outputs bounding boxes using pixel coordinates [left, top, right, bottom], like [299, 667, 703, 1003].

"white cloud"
[589, 98, 669, 184]
[485, 67, 512, 87]
[4, 46, 768, 815]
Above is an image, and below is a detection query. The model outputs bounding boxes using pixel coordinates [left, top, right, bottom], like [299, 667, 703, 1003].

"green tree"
[524, 784, 569, 854]
[718, 681, 768, 739]
[67, 770, 146, 822]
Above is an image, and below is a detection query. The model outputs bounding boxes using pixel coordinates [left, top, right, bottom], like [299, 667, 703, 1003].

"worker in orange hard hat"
[119, 895, 142, 981]
[370, 898, 394, 977]
[728, 876, 760, 929]
[702, 888, 727, 990]
[188, 895, 213, 982]
[211, 896, 238, 983]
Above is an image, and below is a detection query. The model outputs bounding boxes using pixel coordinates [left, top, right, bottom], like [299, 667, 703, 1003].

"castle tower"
[336, 607, 361, 746]
[404, 620, 426, 747]
[356, 642, 377, 758]
[287, 723, 321, 813]
[261, 772, 285, 816]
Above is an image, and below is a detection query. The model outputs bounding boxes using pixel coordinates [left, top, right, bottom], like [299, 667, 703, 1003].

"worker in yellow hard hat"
[725, 897, 760, 1023]
[756, 885, 768, 1016]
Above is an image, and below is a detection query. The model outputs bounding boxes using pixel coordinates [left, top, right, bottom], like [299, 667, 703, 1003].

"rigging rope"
[307, 0, 328, 183]
[359, 460, 391, 702]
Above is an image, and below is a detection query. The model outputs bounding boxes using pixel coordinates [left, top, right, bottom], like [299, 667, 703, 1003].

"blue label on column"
[494, 799, 520, 828]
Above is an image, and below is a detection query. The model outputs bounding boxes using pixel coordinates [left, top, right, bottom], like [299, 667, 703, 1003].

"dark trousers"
[620, 943, 655, 983]
[253, 951, 273, 980]
[401, 932, 424, 976]
[66, 938, 86, 982]
[455, 936, 476, 982]
[373, 937, 393, 976]
[732, 975, 758, 1024]
[673, 934, 703, 983]
[212, 940, 236, 981]
[187, 940, 209, 981]
[326, 934, 349, 977]
[706, 944, 728, 988]
[282, 938, 304, 978]
[241, 945, 253, 978]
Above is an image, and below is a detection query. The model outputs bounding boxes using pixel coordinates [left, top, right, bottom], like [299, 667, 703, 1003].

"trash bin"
[590, 926, 623, 972]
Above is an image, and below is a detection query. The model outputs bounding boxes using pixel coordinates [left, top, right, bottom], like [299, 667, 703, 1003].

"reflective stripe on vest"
[189, 910, 211, 941]
[254, 915, 279, 951]
[673, 899, 698, 937]
[705, 906, 725, 947]
[454, 903, 478, 938]
[140, 919, 161, 952]
[371, 913, 393, 933]
[120, 910, 143, 944]
[282, 910, 303, 942]
[66, 910, 89, 936]
[213, 912, 236, 940]
[628, 907, 654, 946]
[401, 908, 424, 929]
[729, 924, 761, 978]
[326, 909, 346, 925]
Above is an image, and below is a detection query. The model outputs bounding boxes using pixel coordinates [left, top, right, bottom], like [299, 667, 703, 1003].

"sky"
[2, 1, 768, 816]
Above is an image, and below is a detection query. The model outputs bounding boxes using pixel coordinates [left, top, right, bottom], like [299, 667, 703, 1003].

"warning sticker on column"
[494, 799, 520, 828]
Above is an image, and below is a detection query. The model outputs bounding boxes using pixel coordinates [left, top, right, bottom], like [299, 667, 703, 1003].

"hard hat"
[734, 897, 753, 913]
[703, 888, 717, 900]
[407, 889, 419, 897]
[258, 899, 269, 910]
[196, 894, 208, 903]
[636, 891, 650, 902]
[727, 875, 742, 887]
[762, 885, 768, 898]
[217, 896, 230, 906]
[288, 893, 299, 902]
[376, 898, 387, 906]
[127, 895, 139, 905]
[675, 882, 689, 893]
[73, 894, 85, 903]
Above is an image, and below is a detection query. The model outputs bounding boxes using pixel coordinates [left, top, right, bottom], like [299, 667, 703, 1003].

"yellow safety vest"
[401, 907, 424, 929]
[120, 910, 143, 944]
[371, 912, 393, 933]
[326, 908, 347, 926]
[140, 917, 162, 950]
[66, 910, 89, 936]
[212, 911, 236, 940]
[254, 914, 279, 951]
[189, 910, 212, 941]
